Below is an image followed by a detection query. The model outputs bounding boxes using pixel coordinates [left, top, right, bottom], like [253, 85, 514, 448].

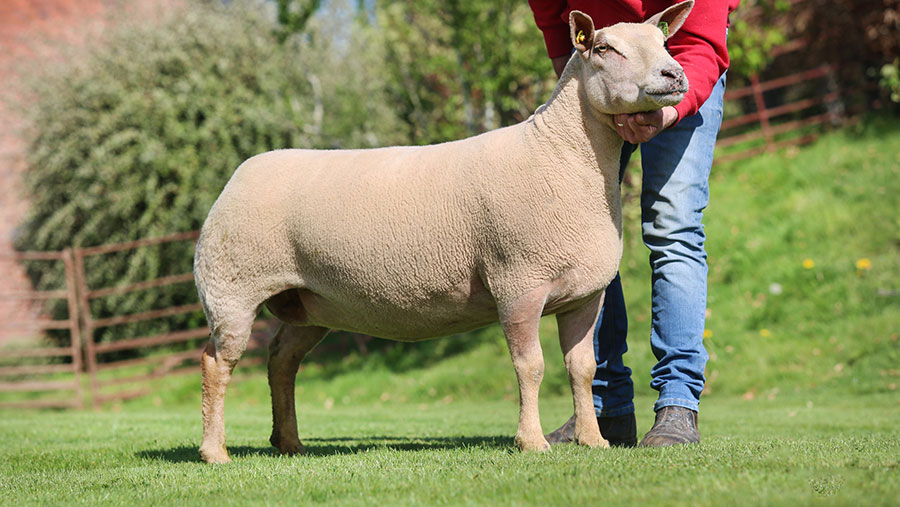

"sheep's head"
[569, 0, 693, 115]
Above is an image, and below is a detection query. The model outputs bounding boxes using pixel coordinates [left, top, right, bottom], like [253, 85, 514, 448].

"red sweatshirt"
[528, 0, 739, 122]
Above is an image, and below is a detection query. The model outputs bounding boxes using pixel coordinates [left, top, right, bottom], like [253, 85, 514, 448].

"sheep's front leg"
[268, 324, 328, 455]
[556, 293, 608, 448]
[500, 293, 550, 452]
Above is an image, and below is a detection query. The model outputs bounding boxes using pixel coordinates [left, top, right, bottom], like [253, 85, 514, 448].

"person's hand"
[613, 107, 679, 143]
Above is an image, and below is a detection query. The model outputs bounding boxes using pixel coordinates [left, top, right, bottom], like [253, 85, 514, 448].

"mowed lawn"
[1, 392, 898, 505]
[1, 118, 898, 504]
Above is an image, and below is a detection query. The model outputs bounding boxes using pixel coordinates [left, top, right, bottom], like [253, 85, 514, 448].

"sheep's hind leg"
[500, 292, 550, 452]
[200, 313, 254, 464]
[268, 324, 328, 455]
[556, 293, 608, 448]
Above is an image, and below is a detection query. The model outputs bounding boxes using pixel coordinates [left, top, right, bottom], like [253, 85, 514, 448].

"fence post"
[72, 247, 100, 410]
[62, 248, 85, 409]
[823, 65, 844, 126]
[750, 73, 775, 152]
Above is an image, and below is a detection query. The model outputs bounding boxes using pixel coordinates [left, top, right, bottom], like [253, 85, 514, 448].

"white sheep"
[193, 1, 694, 464]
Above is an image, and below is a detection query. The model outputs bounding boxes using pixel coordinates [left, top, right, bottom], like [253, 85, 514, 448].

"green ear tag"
[658, 21, 669, 37]
[576, 30, 586, 44]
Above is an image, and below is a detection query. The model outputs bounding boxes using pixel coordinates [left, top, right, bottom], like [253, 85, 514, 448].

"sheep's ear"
[644, 0, 693, 40]
[569, 10, 595, 55]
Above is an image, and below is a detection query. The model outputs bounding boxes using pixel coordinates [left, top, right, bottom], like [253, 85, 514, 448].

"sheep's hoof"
[515, 435, 551, 452]
[575, 432, 609, 448]
[199, 445, 232, 464]
[271, 432, 306, 455]
[278, 441, 307, 456]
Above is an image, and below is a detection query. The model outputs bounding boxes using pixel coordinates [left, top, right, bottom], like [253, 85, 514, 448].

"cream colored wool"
[194, 1, 695, 464]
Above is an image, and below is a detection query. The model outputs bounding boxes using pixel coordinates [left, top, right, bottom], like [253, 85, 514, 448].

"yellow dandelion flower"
[760, 329, 772, 337]
[802, 258, 815, 269]
[703, 329, 713, 339]
[856, 258, 872, 270]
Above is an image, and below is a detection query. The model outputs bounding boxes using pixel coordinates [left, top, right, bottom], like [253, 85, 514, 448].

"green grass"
[1, 118, 898, 504]
[616, 115, 900, 400]
[1, 393, 899, 505]
[698, 117, 900, 397]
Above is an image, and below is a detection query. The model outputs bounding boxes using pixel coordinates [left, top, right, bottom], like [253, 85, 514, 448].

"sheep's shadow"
[137, 435, 512, 463]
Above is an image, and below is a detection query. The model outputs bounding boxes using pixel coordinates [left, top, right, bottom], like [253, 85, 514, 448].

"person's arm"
[666, 0, 731, 123]
[529, 0, 574, 61]
[615, 0, 733, 143]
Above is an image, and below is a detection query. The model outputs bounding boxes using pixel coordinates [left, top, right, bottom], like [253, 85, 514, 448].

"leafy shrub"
[15, 1, 403, 347]
[880, 58, 900, 103]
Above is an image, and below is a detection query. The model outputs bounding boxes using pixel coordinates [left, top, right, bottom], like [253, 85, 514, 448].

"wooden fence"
[0, 231, 355, 410]
[714, 37, 845, 163]
[73, 231, 209, 408]
[0, 249, 84, 409]
[0, 233, 224, 409]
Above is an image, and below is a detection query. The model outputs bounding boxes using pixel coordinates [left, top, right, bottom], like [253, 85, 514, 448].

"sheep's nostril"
[661, 68, 679, 80]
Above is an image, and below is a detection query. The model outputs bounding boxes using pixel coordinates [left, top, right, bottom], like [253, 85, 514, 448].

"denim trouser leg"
[591, 273, 635, 417]
[592, 72, 726, 416]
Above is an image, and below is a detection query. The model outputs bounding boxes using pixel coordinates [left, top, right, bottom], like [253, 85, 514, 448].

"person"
[528, 0, 740, 447]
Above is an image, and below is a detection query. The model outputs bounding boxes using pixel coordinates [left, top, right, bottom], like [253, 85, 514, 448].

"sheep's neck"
[527, 69, 623, 180]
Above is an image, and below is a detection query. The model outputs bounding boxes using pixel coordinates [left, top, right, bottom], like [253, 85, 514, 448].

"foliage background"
[727, 0, 900, 108]
[374, 0, 555, 143]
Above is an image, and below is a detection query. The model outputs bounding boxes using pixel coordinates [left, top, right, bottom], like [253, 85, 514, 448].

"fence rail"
[70, 232, 217, 409]
[0, 229, 377, 409]
[715, 56, 843, 163]
[0, 236, 210, 409]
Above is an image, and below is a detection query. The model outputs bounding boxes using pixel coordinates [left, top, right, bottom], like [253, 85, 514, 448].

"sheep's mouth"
[645, 87, 688, 97]
[645, 87, 687, 106]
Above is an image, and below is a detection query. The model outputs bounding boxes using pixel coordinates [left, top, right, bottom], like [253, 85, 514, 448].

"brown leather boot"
[638, 406, 700, 447]
[545, 413, 637, 447]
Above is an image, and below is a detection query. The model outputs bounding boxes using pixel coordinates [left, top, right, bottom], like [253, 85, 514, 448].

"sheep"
[193, 1, 694, 464]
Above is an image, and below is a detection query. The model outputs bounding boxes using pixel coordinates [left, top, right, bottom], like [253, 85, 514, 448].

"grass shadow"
[137, 435, 512, 463]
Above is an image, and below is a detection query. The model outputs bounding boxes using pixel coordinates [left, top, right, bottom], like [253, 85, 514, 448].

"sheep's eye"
[594, 44, 609, 54]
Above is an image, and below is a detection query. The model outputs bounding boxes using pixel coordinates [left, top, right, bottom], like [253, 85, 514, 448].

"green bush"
[15, 2, 403, 347]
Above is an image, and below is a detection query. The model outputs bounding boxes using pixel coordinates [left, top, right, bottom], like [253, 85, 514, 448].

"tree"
[374, 0, 557, 144]
[276, 0, 323, 41]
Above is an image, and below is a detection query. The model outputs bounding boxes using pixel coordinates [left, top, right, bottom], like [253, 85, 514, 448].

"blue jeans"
[593, 72, 726, 417]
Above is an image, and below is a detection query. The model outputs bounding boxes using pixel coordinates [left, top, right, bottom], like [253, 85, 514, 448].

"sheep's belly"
[295, 287, 500, 341]
[265, 264, 612, 341]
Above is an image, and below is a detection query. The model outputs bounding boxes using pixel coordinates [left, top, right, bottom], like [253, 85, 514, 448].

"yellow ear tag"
[576, 30, 586, 44]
